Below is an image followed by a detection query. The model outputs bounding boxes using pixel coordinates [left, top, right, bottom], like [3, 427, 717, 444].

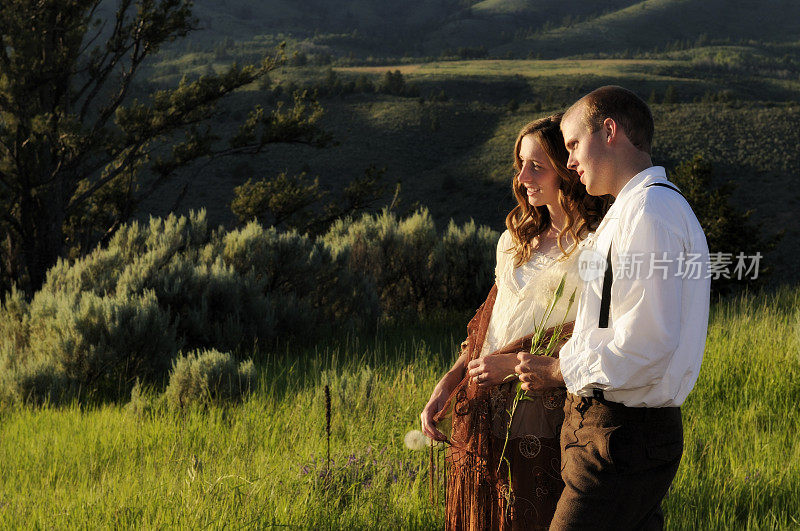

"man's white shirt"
[559, 166, 711, 407]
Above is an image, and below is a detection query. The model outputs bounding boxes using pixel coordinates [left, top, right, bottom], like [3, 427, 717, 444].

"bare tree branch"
[75, 0, 136, 119]
[1, 213, 23, 236]
[65, 143, 146, 213]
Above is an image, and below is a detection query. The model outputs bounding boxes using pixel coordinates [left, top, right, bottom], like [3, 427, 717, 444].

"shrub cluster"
[164, 349, 255, 409]
[322, 208, 497, 318]
[0, 287, 177, 405]
[1, 207, 498, 405]
[1, 209, 378, 405]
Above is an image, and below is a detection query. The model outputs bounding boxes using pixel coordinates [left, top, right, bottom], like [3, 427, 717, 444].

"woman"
[420, 114, 609, 530]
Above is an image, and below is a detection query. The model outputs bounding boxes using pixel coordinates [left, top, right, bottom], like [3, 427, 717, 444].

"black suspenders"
[597, 182, 687, 329]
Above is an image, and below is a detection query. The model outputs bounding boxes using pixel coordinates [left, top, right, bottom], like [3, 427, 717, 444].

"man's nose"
[566, 154, 577, 171]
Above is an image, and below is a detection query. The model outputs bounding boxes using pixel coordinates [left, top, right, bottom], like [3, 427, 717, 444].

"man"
[514, 86, 711, 529]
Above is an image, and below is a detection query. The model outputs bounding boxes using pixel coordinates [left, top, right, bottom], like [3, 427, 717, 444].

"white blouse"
[479, 229, 596, 357]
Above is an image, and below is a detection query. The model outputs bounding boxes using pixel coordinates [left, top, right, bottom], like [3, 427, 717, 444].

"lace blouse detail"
[480, 230, 595, 358]
[510, 249, 560, 295]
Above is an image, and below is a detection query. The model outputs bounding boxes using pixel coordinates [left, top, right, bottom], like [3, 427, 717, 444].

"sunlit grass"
[0, 287, 797, 528]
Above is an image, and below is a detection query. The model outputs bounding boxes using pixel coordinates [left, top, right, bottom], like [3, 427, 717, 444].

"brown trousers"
[550, 393, 683, 530]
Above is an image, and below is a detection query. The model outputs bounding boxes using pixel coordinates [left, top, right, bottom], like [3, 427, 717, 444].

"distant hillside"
[497, 0, 800, 58]
[180, 0, 469, 56]
[172, 0, 800, 60]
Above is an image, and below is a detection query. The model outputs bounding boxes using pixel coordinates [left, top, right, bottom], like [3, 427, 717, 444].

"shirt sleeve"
[560, 205, 685, 394]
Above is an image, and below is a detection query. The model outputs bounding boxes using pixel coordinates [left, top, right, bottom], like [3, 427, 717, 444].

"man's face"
[561, 109, 611, 196]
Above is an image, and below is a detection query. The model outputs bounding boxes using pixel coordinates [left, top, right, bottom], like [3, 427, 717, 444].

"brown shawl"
[433, 284, 574, 531]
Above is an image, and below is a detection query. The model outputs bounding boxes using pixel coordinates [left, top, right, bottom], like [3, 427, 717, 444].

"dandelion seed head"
[531, 268, 564, 310]
[404, 429, 428, 451]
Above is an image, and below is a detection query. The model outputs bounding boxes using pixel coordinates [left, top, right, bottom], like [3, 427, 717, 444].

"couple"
[420, 86, 711, 530]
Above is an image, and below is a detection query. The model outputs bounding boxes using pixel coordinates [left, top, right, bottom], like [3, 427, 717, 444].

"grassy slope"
[175, 0, 800, 59]
[1, 288, 798, 527]
[183, 0, 465, 45]
[499, 0, 800, 57]
[138, 55, 800, 282]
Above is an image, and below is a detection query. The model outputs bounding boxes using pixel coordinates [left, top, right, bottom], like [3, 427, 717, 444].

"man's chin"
[584, 183, 600, 196]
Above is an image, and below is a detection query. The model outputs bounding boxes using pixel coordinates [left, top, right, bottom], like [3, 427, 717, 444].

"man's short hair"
[568, 86, 654, 154]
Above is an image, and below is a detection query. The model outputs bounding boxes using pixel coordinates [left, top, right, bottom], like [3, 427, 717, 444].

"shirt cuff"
[560, 328, 614, 396]
[559, 336, 590, 395]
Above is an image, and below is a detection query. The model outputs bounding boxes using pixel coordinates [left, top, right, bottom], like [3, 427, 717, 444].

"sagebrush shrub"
[44, 210, 211, 296]
[3, 209, 377, 404]
[221, 221, 379, 336]
[433, 219, 497, 310]
[43, 209, 376, 354]
[1, 207, 497, 406]
[1, 288, 178, 404]
[165, 349, 255, 409]
[323, 208, 438, 315]
[322, 207, 497, 316]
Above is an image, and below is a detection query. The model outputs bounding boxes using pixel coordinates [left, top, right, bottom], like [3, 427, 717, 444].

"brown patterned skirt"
[433, 284, 573, 530]
[442, 380, 566, 531]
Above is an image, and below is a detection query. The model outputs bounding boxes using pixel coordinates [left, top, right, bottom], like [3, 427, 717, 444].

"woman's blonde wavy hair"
[505, 113, 610, 267]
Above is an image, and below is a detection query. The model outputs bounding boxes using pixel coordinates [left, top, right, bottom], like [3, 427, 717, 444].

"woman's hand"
[420, 347, 469, 443]
[466, 352, 518, 388]
[420, 386, 452, 442]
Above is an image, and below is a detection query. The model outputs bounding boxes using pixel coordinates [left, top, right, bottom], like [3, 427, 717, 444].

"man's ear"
[602, 117, 617, 144]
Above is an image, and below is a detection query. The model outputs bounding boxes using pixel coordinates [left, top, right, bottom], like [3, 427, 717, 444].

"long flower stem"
[496, 273, 578, 513]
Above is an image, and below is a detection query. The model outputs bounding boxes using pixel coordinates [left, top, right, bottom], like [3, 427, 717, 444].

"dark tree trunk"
[18, 172, 69, 295]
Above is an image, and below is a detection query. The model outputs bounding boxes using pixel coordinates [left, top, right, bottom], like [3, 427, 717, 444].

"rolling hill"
[175, 0, 800, 60]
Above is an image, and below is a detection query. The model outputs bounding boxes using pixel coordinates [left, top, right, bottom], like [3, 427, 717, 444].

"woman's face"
[517, 134, 561, 209]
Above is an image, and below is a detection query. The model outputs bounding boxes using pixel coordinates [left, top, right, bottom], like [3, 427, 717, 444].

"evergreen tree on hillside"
[230, 166, 386, 237]
[671, 155, 782, 295]
[0, 0, 327, 296]
[379, 70, 405, 95]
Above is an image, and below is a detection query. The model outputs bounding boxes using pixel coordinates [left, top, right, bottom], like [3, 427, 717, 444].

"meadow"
[1, 286, 798, 529]
[3, 2, 799, 528]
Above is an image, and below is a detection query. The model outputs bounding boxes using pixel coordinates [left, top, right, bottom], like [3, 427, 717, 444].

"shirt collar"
[604, 166, 667, 220]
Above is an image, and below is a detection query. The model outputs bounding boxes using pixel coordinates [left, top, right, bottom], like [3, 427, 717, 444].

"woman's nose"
[518, 163, 534, 183]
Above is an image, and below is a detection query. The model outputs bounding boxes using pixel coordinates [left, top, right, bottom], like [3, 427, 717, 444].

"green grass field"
[1, 287, 798, 528]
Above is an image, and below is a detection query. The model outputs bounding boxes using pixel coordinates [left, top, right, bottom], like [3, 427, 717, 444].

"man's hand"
[514, 352, 565, 392]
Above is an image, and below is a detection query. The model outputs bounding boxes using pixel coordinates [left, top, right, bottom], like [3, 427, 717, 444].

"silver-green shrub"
[164, 349, 255, 409]
[1, 209, 377, 405]
[1, 205, 496, 405]
[322, 207, 498, 316]
[44, 209, 376, 353]
[323, 208, 439, 315]
[432, 219, 497, 310]
[1, 288, 177, 404]
[44, 210, 211, 296]
[220, 221, 379, 335]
